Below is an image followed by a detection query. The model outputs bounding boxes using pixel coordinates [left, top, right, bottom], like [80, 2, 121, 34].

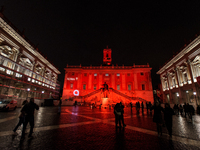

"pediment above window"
[192, 55, 200, 64]
[19, 56, 33, 70]
[0, 45, 18, 61]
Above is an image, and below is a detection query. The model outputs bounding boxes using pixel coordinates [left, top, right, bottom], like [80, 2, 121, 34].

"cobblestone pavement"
[0, 106, 200, 150]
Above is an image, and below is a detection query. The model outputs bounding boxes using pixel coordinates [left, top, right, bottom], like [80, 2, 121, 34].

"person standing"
[21, 98, 39, 140]
[130, 102, 133, 113]
[13, 100, 28, 133]
[119, 102, 126, 127]
[141, 102, 144, 114]
[179, 104, 183, 116]
[183, 103, 187, 118]
[149, 102, 152, 115]
[146, 102, 149, 113]
[164, 103, 174, 138]
[58, 99, 62, 114]
[151, 101, 164, 137]
[114, 103, 121, 128]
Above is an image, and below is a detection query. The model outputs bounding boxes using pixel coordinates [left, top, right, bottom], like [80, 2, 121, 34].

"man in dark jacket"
[21, 98, 39, 140]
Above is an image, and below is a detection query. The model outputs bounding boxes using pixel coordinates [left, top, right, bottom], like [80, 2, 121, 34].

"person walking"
[13, 100, 28, 133]
[21, 98, 39, 140]
[151, 101, 164, 137]
[164, 103, 174, 138]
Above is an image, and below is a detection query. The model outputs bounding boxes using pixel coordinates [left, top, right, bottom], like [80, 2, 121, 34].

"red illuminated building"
[62, 47, 153, 106]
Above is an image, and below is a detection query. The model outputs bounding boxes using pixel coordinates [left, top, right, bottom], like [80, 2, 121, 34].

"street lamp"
[176, 93, 179, 104]
[193, 92, 197, 106]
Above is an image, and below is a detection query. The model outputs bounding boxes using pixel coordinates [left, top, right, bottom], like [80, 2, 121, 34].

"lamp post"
[176, 93, 179, 104]
[193, 92, 197, 107]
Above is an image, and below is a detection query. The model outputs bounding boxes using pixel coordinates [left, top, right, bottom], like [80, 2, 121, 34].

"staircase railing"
[72, 88, 148, 103]
[83, 89, 101, 98]
[110, 88, 148, 102]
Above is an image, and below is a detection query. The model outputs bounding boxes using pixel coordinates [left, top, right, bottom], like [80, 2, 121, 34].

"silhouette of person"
[146, 102, 149, 113]
[130, 102, 133, 113]
[13, 100, 28, 133]
[58, 99, 62, 114]
[141, 102, 144, 114]
[119, 102, 126, 127]
[164, 103, 174, 138]
[151, 101, 164, 137]
[21, 98, 39, 140]
[183, 103, 187, 118]
[114, 103, 121, 128]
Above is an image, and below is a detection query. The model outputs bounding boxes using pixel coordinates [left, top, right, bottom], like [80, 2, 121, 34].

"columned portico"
[157, 36, 200, 108]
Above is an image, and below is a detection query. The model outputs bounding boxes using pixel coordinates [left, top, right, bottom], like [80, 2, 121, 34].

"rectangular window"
[105, 73, 109, 76]
[116, 73, 120, 76]
[83, 84, 86, 90]
[117, 85, 120, 90]
[142, 84, 145, 90]
[165, 81, 168, 89]
[32, 73, 36, 78]
[172, 78, 176, 86]
[127, 73, 130, 76]
[94, 84, 97, 90]
[128, 84, 131, 90]
[84, 73, 87, 76]
[184, 73, 187, 82]
[70, 83, 73, 89]
[94, 73, 97, 76]
[140, 72, 144, 76]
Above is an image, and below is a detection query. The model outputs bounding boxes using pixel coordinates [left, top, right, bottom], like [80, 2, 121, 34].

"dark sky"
[2, 0, 200, 90]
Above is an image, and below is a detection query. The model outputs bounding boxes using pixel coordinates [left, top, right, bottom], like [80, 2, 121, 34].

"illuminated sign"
[73, 90, 79, 96]
[67, 77, 78, 81]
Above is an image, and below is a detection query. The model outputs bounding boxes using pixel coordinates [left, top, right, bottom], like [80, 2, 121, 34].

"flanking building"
[157, 35, 200, 107]
[62, 47, 153, 106]
[0, 12, 60, 106]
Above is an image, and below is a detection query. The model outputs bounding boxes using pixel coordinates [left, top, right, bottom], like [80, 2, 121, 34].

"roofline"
[157, 35, 200, 75]
[0, 13, 60, 74]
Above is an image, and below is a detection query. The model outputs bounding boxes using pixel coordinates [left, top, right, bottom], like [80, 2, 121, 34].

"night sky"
[1, 0, 200, 90]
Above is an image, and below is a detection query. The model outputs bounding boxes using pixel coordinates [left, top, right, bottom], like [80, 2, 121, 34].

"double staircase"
[73, 88, 148, 104]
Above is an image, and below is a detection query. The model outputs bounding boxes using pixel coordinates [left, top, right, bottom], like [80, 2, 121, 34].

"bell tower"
[103, 46, 112, 65]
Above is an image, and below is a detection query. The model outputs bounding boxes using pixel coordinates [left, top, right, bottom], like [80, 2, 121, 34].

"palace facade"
[0, 12, 60, 105]
[62, 47, 153, 106]
[157, 34, 200, 107]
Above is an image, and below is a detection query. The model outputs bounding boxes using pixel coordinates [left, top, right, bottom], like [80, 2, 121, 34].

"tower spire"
[103, 46, 112, 65]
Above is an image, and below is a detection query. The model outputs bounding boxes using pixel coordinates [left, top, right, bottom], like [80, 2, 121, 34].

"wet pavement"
[0, 106, 200, 150]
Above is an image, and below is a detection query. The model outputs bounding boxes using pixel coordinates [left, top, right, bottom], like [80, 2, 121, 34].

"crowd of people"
[13, 97, 198, 140]
[119, 101, 197, 138]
